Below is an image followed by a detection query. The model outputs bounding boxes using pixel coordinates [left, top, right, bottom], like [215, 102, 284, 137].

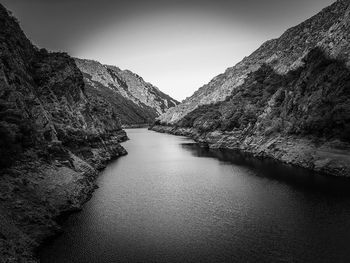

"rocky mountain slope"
[153, 0, 350, 177]
[158, 0, 350, 124]
[0, 4, 127, 262]
[75, 58, 179, 125]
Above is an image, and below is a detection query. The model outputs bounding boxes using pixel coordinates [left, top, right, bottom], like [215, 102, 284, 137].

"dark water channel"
[40, 128, 350, 263]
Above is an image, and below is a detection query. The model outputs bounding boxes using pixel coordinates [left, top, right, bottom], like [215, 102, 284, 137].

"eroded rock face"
[0, 4, 127, 262]
[152, 0, 350, 178]
[158, 0, 350, 124]
[75, 58, 179, 125]
[151, 48, 350, 177]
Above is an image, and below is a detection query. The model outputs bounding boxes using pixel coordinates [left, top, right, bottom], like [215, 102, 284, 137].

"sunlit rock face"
[158, 0, 350, 124]
[75, 58, 179, 125]
[152, 46, 350, 178]
[152, 0, 350, 178]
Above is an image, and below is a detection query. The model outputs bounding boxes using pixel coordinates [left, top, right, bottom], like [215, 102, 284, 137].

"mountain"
[158, 0, 350, 124]
[75, 58, 179, 125]
[0, 4, 127, 261]
[153, 0, 350, 177]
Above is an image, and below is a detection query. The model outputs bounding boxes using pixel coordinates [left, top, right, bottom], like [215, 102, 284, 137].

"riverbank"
[150, 125, 350, 177]
[122, 124, 150, 129]
[0, 131, 128, 262]
[38, 128, 350, 263]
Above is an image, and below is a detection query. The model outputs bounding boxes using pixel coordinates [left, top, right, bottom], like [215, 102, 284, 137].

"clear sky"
[1, 0, 335, 101]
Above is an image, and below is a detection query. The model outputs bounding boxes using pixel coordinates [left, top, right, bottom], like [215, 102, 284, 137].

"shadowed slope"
[75, 58, 179, 125]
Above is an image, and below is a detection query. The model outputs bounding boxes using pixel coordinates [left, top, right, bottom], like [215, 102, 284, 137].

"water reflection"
[39, 129, 350, 263]
[181, 143, 350, 196]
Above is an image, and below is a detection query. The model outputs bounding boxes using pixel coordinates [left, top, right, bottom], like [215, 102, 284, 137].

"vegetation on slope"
[173, 48, 350, 142]
[158, 0, 350, 124]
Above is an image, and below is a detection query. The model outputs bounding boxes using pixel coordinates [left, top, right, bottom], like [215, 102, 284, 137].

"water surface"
[40, 128, 350, 263]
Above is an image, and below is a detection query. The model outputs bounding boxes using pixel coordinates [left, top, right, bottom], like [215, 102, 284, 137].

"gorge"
[0, 0, 350, 262]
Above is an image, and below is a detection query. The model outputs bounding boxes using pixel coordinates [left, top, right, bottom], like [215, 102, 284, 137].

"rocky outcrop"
[0, 4, 127, 262]
[151, 125, 350, 178]
[152, 48, 350, 177]
[158, 0, 350, 124]
[152, 0, 350, 178]
[75, 58, 179, 125]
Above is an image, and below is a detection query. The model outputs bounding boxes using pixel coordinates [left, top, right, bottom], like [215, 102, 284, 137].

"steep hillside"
[152, 0, 350, 177]
[175, 48, 350, 141]
[75, 59, 179, 125]
[158, 0, 350, 124]
[0, 4, 127, 262]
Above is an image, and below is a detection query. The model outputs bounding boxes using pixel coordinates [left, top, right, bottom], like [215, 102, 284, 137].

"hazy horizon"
[2, 0, 335, 101]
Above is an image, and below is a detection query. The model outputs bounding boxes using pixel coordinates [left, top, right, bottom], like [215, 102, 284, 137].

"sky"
[1, 0, 335, 101]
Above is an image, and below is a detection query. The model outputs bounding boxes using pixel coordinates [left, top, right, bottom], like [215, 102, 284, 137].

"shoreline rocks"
[0, 132, 128, 262]
[150, 125, 350, 178]
[0, 4, 130, 262]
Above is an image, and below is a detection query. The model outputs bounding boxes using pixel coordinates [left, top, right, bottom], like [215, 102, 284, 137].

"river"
[40, 128, 350, 263]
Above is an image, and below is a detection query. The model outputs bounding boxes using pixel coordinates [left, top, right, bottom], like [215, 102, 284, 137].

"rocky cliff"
[75, 58, 179, 125]
[158, 0, 350, 124]
[153, 0, 350, 177]
[0, 4, 127, 262]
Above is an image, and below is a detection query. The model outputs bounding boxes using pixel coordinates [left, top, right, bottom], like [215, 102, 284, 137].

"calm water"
[40, 128, 350, 263]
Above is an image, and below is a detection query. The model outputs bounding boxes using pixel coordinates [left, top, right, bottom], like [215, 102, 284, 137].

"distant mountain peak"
[75, 58, 179, 125]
